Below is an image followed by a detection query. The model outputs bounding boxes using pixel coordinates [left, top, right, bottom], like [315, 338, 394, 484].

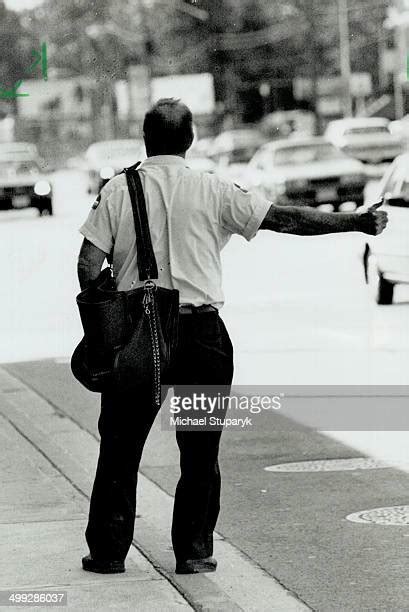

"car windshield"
[343, 126, 390, 136]
[0, 146, 38, 163]
[228, 146, 260, 163]
[0, 160, 39, 175]
[273, 143, 345, 165]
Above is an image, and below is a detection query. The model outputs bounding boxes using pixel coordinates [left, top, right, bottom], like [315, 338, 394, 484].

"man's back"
[80, 155, 270, 307]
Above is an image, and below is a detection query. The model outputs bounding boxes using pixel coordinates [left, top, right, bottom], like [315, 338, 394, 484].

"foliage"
[2, 0, 390, 118]
[0, 1, 37, 90]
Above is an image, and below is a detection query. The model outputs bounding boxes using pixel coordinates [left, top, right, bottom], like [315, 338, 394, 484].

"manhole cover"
[346, 506, 409, 525]
[264, 458, 390, 473]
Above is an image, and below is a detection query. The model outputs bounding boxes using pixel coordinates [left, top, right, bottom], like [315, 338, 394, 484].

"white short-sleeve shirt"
[79, 155, 271, 308]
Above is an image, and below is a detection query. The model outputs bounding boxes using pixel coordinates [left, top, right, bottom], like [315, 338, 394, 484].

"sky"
[4, 0, 44, 11]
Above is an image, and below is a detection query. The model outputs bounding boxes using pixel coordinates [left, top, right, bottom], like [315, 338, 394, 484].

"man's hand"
[357, 200, 388, 236]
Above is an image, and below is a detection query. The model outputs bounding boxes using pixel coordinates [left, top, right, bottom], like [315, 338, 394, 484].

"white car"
[390, 115, 409, 148]
[210, 128, 267, 165]
[85, 139, 146, 193]
[242, 137, 367, 210]
[325, 117, 403, 165]
[186, 141, 217, 173]
[362, 153, 409, 304]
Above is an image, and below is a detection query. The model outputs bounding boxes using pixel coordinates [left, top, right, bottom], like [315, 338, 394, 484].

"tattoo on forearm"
[77, 239, 107, 290]
[260, 204, 360, 236]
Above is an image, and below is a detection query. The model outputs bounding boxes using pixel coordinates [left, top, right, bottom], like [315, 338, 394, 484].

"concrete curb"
[0, 367, 309, 611]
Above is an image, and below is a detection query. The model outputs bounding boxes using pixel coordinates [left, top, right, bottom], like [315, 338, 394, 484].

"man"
[77, 98, 387, 576]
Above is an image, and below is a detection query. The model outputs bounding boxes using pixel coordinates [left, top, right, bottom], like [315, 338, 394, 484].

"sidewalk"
[0, 381, 191, 610]
[0, 367, 307, 612]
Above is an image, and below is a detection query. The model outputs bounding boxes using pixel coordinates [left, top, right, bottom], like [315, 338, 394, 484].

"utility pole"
[120, 0, 153, 133]
[384, 2, 409, 119]
[338, 0, 353, 117]
[138, 0, 152, 107]
[304, 0, 321, 134]
[393, 20, 406, 118]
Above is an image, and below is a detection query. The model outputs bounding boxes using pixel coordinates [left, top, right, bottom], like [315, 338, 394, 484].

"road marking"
[264, 458, 392, 472]
[346, 506, 409, 525]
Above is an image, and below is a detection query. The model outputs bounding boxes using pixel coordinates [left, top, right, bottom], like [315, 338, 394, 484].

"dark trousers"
[85, 309, 234, 563]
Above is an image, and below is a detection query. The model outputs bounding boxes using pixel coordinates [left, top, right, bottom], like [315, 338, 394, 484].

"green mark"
[27, 42, 48, 81]
[0, 80, 29, 99]
[0, 43, 48, 99]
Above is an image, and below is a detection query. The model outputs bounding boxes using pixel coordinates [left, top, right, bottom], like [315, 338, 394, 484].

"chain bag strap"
[123, 164, 162, 407]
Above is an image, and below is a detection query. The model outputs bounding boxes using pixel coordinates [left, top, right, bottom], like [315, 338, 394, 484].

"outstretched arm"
[259, 200, 388, 236]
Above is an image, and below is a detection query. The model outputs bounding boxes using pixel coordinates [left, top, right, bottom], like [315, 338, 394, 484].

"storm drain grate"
[264, 458, 391, 473]
[346, 506, 409, 525]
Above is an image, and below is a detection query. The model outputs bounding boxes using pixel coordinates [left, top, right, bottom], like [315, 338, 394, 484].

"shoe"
[175, 556, 217, 574]
[82, 554, 125, 574]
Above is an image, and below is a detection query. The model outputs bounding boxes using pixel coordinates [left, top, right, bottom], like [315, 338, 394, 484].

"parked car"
[85, 139, 146, 193]
[324, 117, 403, 165]
[243, 137, 367, 210]
[0, 142, 53, 216]
[362, 153, 409, 304]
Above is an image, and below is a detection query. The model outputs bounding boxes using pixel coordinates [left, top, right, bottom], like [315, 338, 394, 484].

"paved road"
[2, 169, 409, 610]
[6, 359, 409, 611]
[2, 168, 408, 375]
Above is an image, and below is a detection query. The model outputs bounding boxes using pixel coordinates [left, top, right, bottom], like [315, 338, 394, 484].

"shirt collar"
[140, 155, 187, 167]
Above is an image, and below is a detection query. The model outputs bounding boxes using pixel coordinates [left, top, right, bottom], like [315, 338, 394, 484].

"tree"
[0, 1, 38, 111]
[20, 0, 390, 123]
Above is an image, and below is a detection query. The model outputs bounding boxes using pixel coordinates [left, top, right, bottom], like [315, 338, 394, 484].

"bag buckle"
[143, 280, 156, 314]
[144, 280, 156, 290]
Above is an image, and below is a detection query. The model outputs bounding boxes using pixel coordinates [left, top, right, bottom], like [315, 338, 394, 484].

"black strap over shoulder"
[123, 162, 158, 281]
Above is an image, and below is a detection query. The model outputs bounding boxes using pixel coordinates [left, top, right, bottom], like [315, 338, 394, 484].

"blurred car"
[186, 141, 217, 173]
[389, 115, 409, 149]
[209, 128, 267, 184]
[324, 117, 403, 165]
[244, 137, 367, 210]
[362, 153, 409, 304]
[192, 137, 215, 158]
[259, 109, 316, 140]
[85, 139, 146, 193]
[210, 128, 267, 165]
[0, 142, 53, 216]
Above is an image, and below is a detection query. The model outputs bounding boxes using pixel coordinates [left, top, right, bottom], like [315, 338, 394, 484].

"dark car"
[0, 142, 53, 216]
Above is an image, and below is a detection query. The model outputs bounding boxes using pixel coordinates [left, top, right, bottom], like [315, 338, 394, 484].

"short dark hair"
[143, 98, 194, 156]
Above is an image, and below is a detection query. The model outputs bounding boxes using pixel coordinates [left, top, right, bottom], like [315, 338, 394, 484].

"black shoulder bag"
[71, 164, 179, 407]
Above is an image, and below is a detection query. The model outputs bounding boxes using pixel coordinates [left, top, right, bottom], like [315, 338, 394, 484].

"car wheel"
[367, 255, 394, 305]
[363, 243, 370, 283]
[377, 276, 394, 305]
[38, 205, 52, 216]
